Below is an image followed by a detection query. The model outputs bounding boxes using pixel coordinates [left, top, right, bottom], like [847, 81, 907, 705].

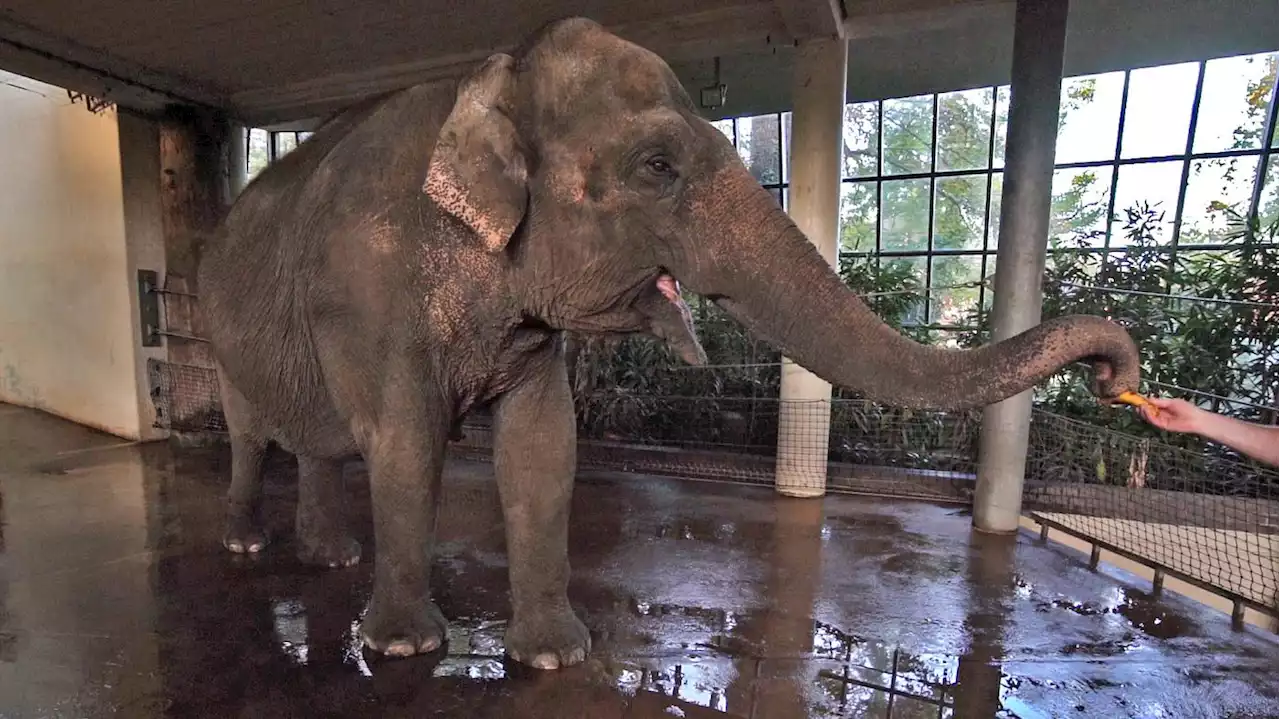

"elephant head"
[424, 18, 1140, 410]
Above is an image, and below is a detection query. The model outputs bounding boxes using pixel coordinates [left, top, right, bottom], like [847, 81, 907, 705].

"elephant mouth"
[641, 270, 707, 365]
[552, 269, 706, 365]
[653, 272, 696, 332]
[655, 273, 681, 303]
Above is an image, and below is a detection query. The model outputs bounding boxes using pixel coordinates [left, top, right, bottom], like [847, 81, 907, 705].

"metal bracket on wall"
[137, 269, 162, 347]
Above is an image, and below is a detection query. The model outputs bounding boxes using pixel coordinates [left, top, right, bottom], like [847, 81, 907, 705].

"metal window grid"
[725, 54, 1278, 336]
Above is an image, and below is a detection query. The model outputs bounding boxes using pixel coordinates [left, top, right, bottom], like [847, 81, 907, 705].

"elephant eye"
[645, 156, 675, 176]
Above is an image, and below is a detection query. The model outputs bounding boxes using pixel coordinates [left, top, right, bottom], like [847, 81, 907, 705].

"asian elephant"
[197, 17, 1140, 669]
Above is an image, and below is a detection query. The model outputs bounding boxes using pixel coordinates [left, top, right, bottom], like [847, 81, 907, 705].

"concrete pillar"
[157, 108, 231, 433]
[118, 112, 170, 441]
[774, 37, 848, 498]
[973, 0, 1069, 533]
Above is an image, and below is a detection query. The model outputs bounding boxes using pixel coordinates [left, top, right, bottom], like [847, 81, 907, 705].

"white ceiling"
[0, 0, 1274, 126]
[0, 0, 846, 122]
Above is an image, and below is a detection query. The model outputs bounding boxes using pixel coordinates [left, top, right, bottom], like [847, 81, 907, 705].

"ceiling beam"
[774, 0, 848, 40]
[232, 4, 789, 126]
[0, 12, 225, 114]
[843, 0, 1011, 40]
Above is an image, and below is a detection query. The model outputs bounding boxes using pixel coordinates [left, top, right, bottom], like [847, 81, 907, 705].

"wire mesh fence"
[148, 359, 227, 434]
[147, 358, 1278, 614]
[1022, 410, 1278, 612]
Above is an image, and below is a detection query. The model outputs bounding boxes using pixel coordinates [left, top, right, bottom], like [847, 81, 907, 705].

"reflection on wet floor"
[0, 404, 1276, 718]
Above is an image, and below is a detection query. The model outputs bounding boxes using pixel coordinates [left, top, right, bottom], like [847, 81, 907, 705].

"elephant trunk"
[675, 165, 1141, 411]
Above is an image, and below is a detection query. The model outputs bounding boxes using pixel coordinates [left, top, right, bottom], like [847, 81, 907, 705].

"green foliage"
[962, 205, 1278, 459]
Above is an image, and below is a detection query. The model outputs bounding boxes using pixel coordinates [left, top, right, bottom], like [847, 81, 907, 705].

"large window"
[246, 129, 311, 178]
[713, 51, 1279, 342]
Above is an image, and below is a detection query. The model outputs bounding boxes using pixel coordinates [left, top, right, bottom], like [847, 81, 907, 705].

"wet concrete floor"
[0, 403, 1276, 718]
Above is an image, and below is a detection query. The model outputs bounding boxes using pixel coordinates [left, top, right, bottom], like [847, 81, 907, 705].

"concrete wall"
[676, 0, 1280, 120]
[0, 70, 161, 440]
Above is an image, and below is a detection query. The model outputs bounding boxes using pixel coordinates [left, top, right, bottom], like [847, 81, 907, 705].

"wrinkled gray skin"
[198, 17, 1140, 669]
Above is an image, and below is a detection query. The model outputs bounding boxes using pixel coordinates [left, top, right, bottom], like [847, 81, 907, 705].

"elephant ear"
[423, 53, 528, 253]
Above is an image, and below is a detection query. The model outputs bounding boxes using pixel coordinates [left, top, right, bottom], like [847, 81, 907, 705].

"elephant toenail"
[531, 653, 560, 670]
[566, 648, 585, 664]
[385, 640, 417, 657]
[419, 636, 441, 652]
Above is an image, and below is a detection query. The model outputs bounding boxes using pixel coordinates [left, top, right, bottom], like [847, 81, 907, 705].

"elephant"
[196, 17, 1141, 669]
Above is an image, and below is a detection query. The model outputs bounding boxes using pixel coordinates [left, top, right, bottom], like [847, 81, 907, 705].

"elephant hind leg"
[217, 362, 270, 554]
[295, 455, 361, 568]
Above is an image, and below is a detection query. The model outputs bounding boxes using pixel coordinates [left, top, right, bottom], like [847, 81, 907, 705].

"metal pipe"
[973, 0, 1070, 534]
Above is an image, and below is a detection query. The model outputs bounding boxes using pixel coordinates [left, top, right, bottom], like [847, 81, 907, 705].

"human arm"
[1139, 397, 1279, 467]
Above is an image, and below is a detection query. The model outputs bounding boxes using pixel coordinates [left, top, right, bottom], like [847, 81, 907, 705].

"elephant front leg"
[358, 376, 451, 658]
[492, 350, 590, 669]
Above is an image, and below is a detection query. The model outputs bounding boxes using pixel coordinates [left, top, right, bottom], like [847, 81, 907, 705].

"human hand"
[1138, 397, 1206, 434]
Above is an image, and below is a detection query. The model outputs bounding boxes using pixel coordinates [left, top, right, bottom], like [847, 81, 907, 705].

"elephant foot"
[223, 511, 268, 554]
[360, 596, 448, 658]
[297, 532, 362, 568]
[505, 605, 591, 670]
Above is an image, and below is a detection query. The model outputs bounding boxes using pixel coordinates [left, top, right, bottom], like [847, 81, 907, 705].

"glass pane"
[930, 330, 966, 349]
[1110, 161, 1183, 244]
[781, 112, 793, 183]
[930, 255, 983, 325]
[982, 256, 997, 310]
[275, 132, 298, 157]
[987, 172, 1004, 248]
[783, 186, 790, 214]
[993, 86, 1010, 169]
[1050, 166, 1113, 248]
[1121, 62, 1199, 159]
[768, 187, 783, 209]
[712, 119, 734, 144]
[842, 101, 879, 178]
[881, 256, 927, 324]
[736, 114, 781, 184]
[839, 181, 878, 253]
[1056, 72, 1125, 164]
[1179, 156, 1256, 244]
[933, 175, 988, 250]
[247, 129, 270, 178]
[1260, 154, 1278, 230]
[882, 95, 933, 175]
[881, 178, 931, 251]
[1193, 53, 1278, 153]
[936, 88, 993, 172]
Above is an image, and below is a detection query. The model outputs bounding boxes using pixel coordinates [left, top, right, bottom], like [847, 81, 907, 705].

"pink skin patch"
[657, 274, 696, 329]
[656, 274, 681, 303]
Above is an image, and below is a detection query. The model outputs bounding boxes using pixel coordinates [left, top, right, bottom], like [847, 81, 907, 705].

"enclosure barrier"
[147, 357, 1279, 620]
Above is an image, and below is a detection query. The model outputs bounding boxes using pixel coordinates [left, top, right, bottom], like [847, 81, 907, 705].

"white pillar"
[973, 0, 1069, 532]
[775, 37, 848, 497]
[226, 123, 249, 201]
